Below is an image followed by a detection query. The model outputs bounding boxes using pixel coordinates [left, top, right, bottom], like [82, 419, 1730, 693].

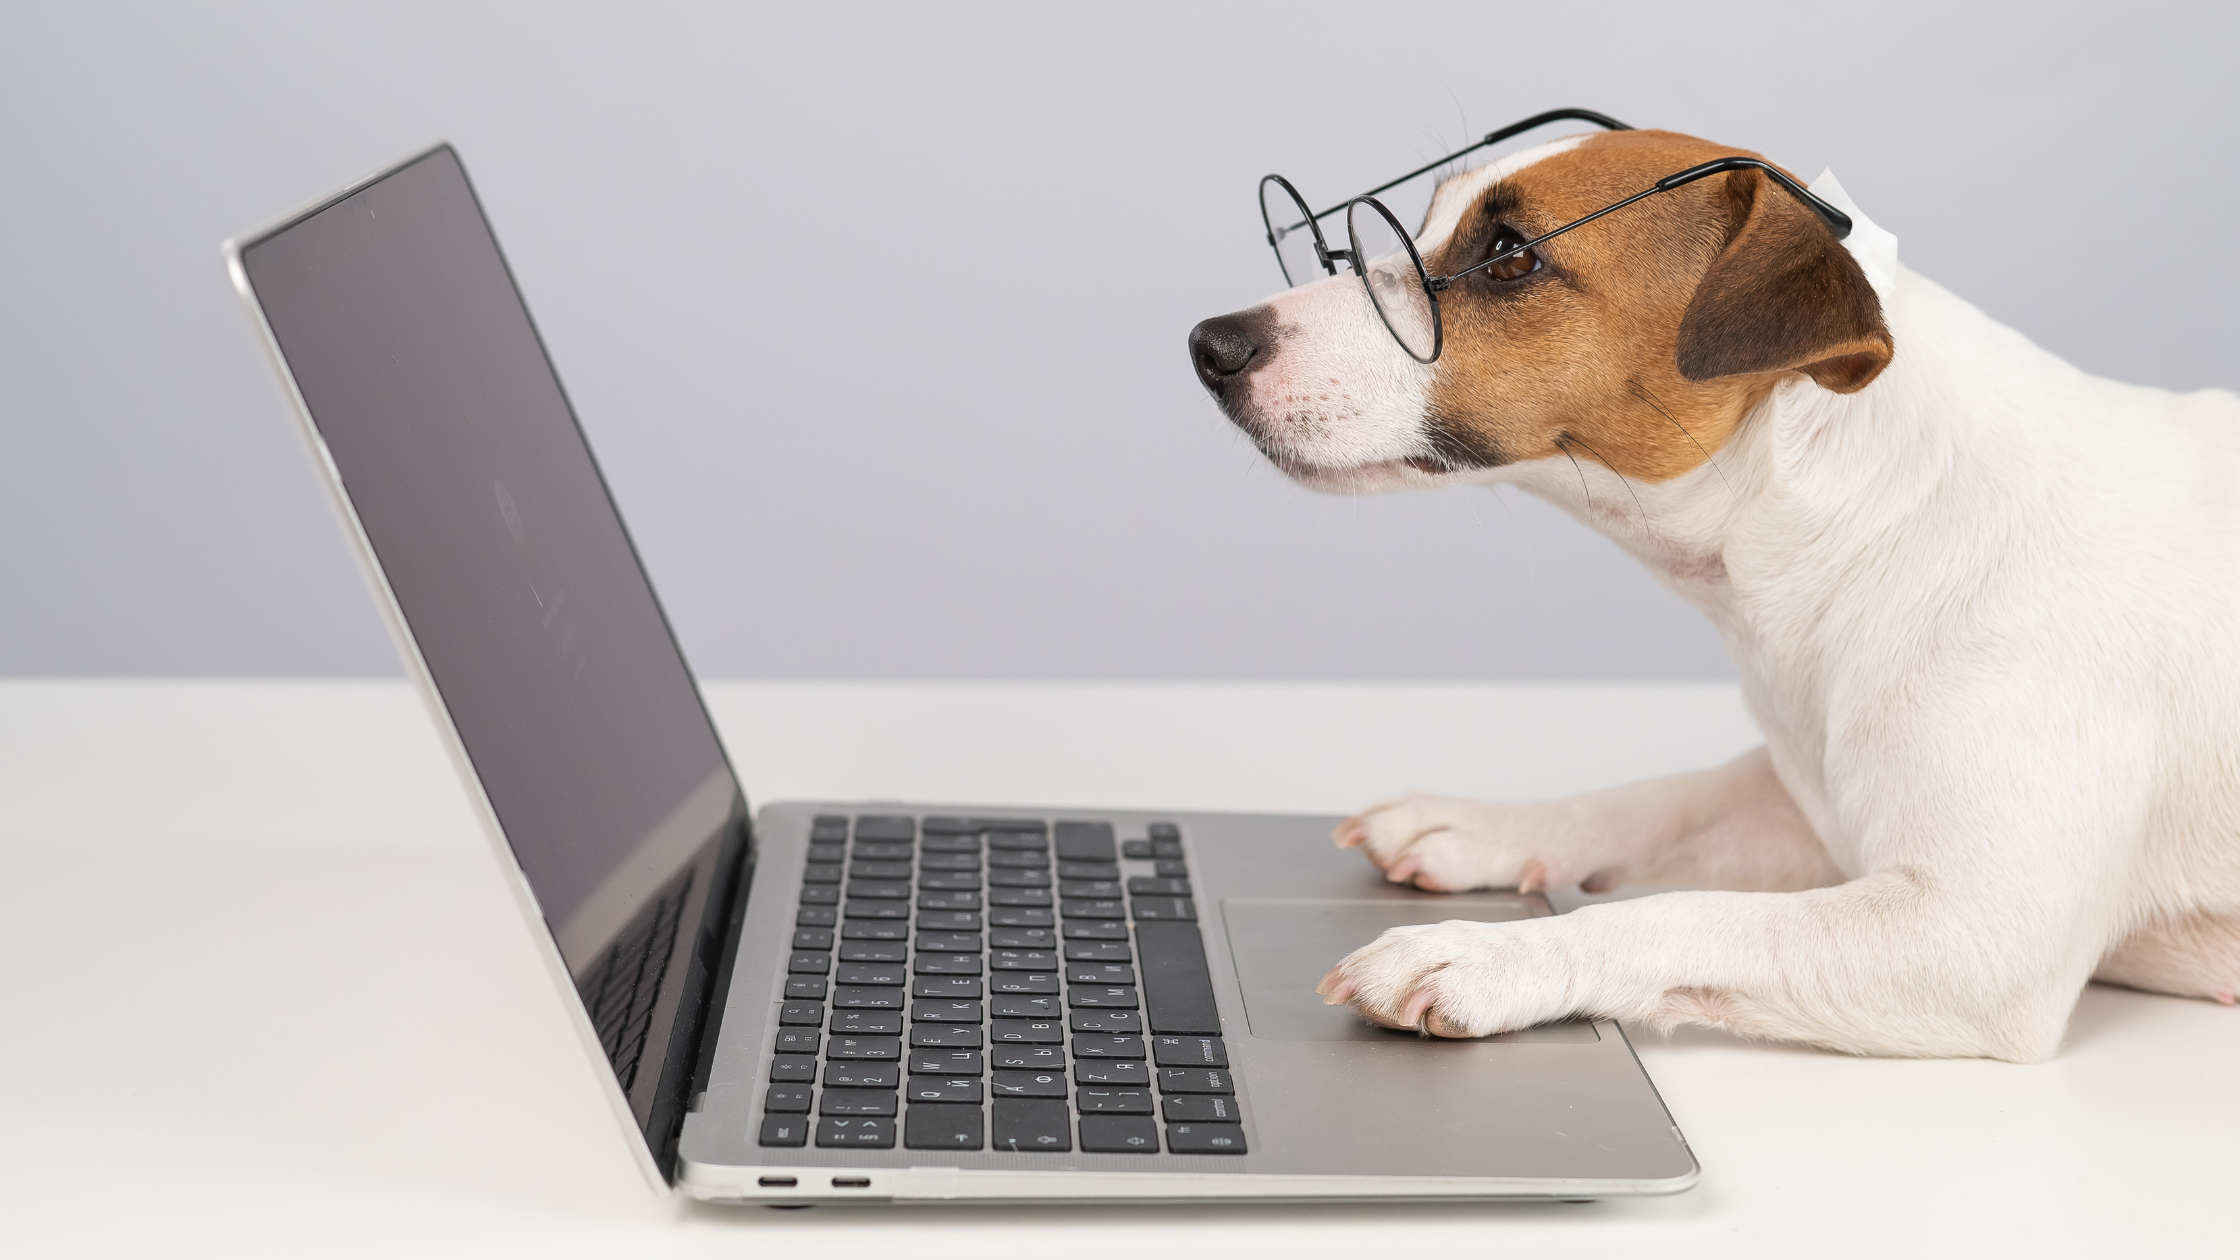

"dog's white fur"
[1231, 141, 2240, 1060]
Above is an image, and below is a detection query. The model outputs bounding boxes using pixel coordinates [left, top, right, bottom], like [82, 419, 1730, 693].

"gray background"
[3, 1, 2233, 681]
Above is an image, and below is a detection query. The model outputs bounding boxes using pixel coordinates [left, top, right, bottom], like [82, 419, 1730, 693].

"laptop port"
[830, 1176, 871, 1189]
[756, 1176, 797, 1188]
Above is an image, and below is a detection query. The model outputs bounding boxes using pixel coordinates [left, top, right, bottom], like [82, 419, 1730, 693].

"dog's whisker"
[1627, 379, 1736, 502]
[1551, 434, 1593, 513]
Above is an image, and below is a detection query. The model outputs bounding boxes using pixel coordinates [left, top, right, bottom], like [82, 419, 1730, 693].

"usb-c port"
[757, 1175, 797, 1188]
[830, 1176, 871, 1189]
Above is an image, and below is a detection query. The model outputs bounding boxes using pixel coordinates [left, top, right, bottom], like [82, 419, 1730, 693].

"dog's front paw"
[1313, 919, 1576, 1037]
[1333, 793, 1606, 893]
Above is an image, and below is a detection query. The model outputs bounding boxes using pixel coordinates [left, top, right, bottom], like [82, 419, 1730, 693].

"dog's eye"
[1486, 226, 1539, 282]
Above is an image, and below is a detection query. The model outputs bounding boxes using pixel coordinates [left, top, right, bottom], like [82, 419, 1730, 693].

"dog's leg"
[2094, 914, 2240, 1005]
[1334, 746, 1844, 894]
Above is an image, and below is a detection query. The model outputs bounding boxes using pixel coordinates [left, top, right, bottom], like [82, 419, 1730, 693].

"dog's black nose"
[1189, 313, 1262, 397]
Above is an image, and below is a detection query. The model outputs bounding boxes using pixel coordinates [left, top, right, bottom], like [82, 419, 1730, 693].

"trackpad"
[1220, 898, 1598, 1043]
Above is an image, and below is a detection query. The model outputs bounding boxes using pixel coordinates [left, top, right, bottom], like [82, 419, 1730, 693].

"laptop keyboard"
[577, 868, 692, 1093]
[755, 815, 1246, 1156]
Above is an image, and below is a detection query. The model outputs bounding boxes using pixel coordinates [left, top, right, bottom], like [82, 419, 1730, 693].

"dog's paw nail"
[2216, 991, 2236, 1006]
[1322, 977, 1359, 1005]
[1516, 861, 1548, 895]
[1400, 988, 1439, 1027]
[1385, 856, 1420, 884]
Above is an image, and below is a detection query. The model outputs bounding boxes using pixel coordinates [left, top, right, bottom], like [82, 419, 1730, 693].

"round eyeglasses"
[1257, 108, 1854, 365]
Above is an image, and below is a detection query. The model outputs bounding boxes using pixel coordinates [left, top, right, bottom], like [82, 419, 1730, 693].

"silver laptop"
[223, 144, 1697, 1205]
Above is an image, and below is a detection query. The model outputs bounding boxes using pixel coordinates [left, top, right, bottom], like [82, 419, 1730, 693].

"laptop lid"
[225, 144, 750, 1189]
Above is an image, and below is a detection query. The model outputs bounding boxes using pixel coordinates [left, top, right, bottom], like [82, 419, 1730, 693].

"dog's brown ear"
[1674, 168, 1893, 394]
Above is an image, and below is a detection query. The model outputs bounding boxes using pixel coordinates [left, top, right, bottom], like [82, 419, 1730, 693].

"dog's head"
[1189, 129, 1893, 494]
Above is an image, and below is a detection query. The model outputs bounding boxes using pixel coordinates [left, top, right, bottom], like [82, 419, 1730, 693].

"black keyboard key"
[1075, 1088, 1155, 1115]
[991, 1069, 1068, 1098]
[989, 972, 1060, 995]
[819, 1089, 897, 1116]
[920, 834, 983, 854]
[836, 962, 908, 986]
[848, 879, 912, 900]
[1147, 822, 1181, 840]
[1072, 1033, 1145, 1059]
[825, 1035, 901, 1061]
[769, 1057, 817, 1083]
[764, 1085, 813, 1113]
[1068, 1009, 1143, 1035]
[852, 840, 915, 861]
[914, 953, 983, 976]
[917, 872, 982, 891]
[919, 816, 984, 835]
[1054, 821, 1116, 862]
[1057, 862, 1121, 882]
[759, 1114, 808, 1147]
[917, 911, 984, 932]
[989, 994, 1061, 1019]
[1067, 986, 1139, 1009]
[849, 860, 914, 881]
[1048, 896, 1120, 919]
[784, 977, 829, 1000]
[842, 920, 909, 941]
[830, 1010, 903, 1035]
[1131, 897, 1197, 922]
[1156, 1067, 1235, 1094]
[822, 1060, 900, 1088]
[839, 941, 906, 963]
[905, 1103, 985, 1151]
[918, 851, 982, 871]
[988, 850, 1049, 869]
[809, 815, 849, 841]
[987, 888, 1054, 907]
[1068, 963, 1136, 985]
[1080, 1115, 1159, 1152]
[909, 1024, 983, 1048]
[1165, 1122, 1246, 1154]
[1153, 859, 1189, 878]
[853, 816, 915, 842]
[1073, 1059, 1151, 1086]
[912, 976, 983, 1000]
[990, 926, 1057, 949]
[787, 952, 831, 974]
[799, 886, 840, 906]
[990, 950, 1058, 971]
[988, 868, 1052, 887]
[907, 1048, 985, 1076]
[1127, 876, 1193, 896]
[831, 984, 906, 1010]
[772, 1029, 821, 1055]
[1162, 1094, 1239, 1122]
[801, 864, 842, 885]
[1136, 921, 1222, 1035]
[989, 1018, 1063, 1044]
[916, 931, 982, 953]
[843, 899, 908, 920]
[1064, 941, 1134, 962]
[1058, 880, 1123, 899]
[905, 1076, 984, 1103]
[805, 843, 847, 865]
[990, 1045, 1066, 1070]
[991, 1098, 1071, 1152]
[983, 819, 1049, 834]
[989, 907, 1055, 928]
[1152, 1035, 1228, 1068]
[916, 891, 982, 911]
[792, 928, 835, 950]
[987, 833, 1050, 852]
[1122, 839, 1155, 860]
[816, 1116, 895, 1148]
[912, 998, 983, 1023]
[779, 1001, 826, 1026]
[1062, 921, 1129, 940]
[795, 906, 838, 928]
[1151, 839, 1184, 859]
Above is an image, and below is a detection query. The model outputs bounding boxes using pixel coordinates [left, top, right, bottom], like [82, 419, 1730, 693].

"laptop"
[222, 143, 1697, 1205]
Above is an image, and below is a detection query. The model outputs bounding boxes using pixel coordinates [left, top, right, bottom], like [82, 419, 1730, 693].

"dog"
[1186, 125, 2240, 1061]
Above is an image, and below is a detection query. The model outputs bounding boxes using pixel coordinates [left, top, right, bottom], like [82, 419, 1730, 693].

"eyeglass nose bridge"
[1315, 242, 1357, 271]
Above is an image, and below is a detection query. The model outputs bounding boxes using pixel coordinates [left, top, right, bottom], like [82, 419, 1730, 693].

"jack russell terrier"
[1187, 122, 2240, 1061]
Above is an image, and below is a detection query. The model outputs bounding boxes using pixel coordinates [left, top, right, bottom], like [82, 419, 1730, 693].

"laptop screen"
[233, 146, 745, 1165]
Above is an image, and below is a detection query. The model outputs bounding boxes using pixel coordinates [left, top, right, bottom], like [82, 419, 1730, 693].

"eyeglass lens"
[1346, 199, 1438, 361]
[1259, 177, 1332, 289]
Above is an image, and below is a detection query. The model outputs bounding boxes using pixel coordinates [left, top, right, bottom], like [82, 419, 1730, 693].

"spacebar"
[1134, 921, 1222, 1035]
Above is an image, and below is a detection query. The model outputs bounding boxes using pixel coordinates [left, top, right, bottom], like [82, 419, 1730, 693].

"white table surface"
[2, 678, 2232, 1257]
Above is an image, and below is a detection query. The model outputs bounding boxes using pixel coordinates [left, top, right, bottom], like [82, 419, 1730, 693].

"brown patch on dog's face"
[1414, 129, 1891, 483]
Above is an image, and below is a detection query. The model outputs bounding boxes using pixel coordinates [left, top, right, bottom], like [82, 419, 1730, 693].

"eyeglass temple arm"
[1431, 156, 1855, 291]
[1309, 108, 1634, 221]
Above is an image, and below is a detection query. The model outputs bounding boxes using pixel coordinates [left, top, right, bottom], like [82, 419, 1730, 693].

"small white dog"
[1188, 126, 2240, 1061]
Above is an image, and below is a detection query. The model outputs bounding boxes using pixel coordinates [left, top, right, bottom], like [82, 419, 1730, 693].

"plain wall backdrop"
[3, 1, 2234, 680]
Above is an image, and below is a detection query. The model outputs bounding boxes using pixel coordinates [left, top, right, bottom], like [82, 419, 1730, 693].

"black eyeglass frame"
[1260, 108, 1857, 364]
